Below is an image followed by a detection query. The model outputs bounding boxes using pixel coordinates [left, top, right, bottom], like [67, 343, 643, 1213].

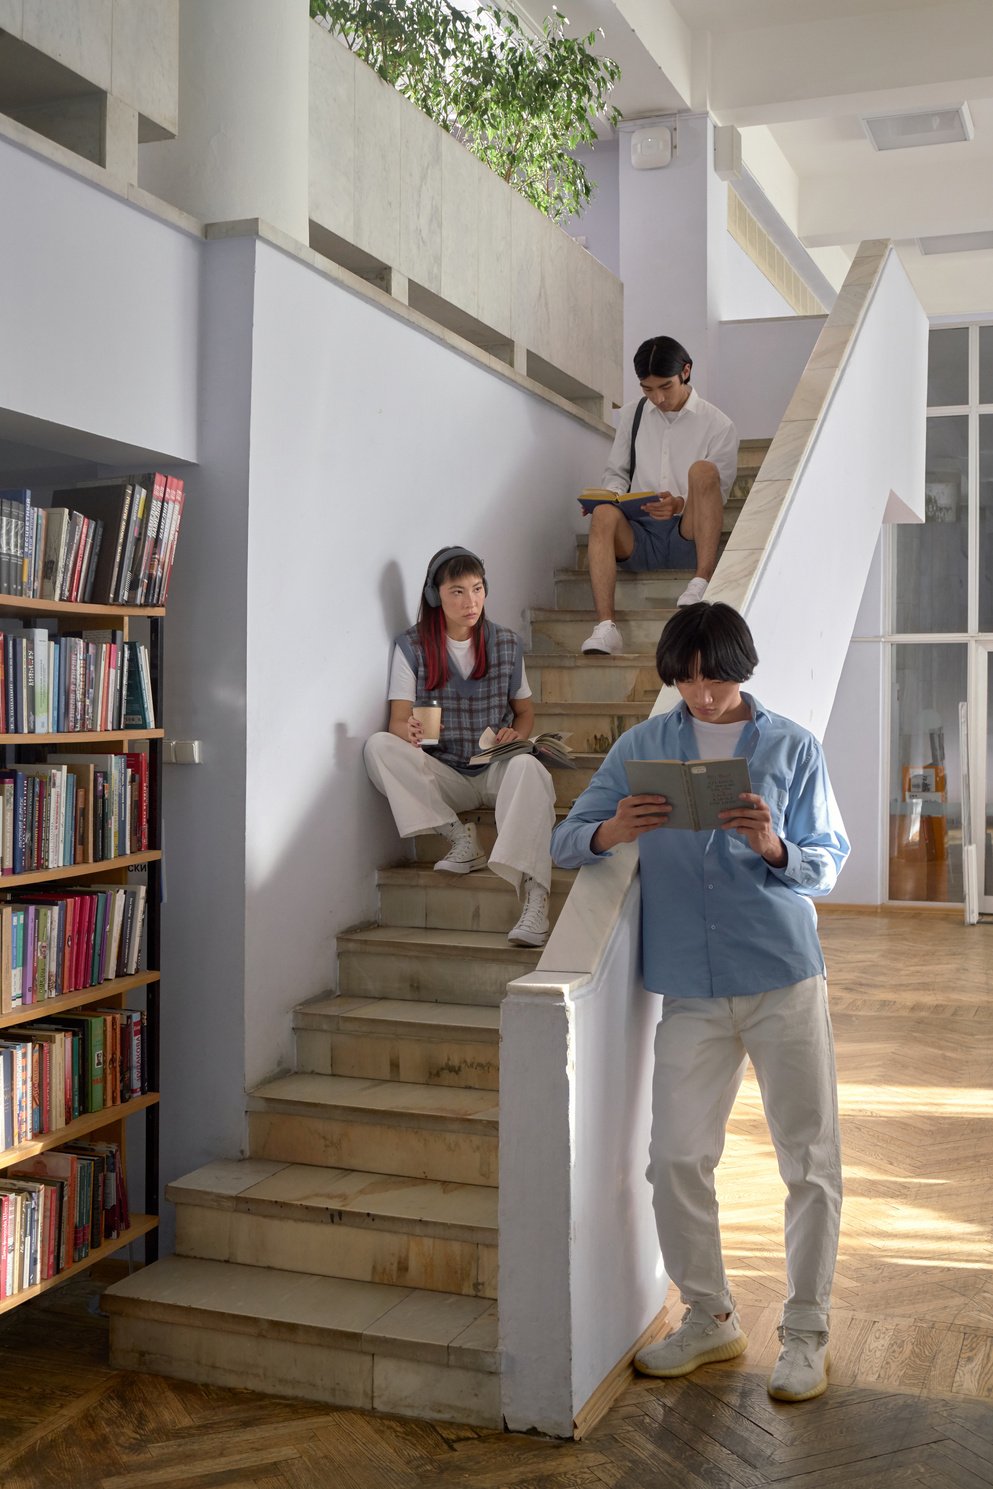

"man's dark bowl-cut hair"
[655, 602, 759, 686]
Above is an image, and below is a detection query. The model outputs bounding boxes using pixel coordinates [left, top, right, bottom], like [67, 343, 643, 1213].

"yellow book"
[578, 487, 657, 515]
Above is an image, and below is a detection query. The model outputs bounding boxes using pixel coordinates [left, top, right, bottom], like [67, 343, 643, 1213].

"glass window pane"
[981, 325, 993, 405]
[893, 416, 967, 633]
[979, 415, 993, 630]
[927, 326, 969, 407]
[889, 643, 965, 903]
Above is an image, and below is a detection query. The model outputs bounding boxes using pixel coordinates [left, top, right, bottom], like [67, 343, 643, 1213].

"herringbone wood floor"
[0, 910, 990, 1488]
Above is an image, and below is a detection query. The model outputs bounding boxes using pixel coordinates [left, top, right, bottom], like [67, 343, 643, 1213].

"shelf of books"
[0, 471, 179, 1310]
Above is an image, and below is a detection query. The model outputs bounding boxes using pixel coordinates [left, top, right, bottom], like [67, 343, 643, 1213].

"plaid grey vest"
[396, 621, 523, 775]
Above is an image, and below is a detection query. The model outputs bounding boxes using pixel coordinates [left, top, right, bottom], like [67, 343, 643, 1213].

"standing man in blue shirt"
[551, 603, 849, 1403]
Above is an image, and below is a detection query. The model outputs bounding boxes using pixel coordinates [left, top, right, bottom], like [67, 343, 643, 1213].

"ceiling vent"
[918, 230, 993, 255]
[861, 104, 973, 151]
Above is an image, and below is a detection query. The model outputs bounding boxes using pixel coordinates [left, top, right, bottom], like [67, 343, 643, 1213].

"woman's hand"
[719, 792, 787, 865]
[405, 715, 425, 747]
[593, 794, 671, 852]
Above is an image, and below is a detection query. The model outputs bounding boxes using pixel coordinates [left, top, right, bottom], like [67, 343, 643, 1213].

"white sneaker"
[767, 1326, 830, 1402]
[434, 821, 487, 874]
[676, 576, 709, 607]
[507, 877, 549, 946]
[580, 619, 624, 655]
[634, 1302, 747, 1379]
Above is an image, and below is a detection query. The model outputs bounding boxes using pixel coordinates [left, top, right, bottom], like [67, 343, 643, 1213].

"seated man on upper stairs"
[581, 335, 739, 656]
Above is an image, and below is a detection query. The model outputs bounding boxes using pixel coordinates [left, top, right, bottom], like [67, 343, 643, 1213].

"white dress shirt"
[602, 388, 739, 504]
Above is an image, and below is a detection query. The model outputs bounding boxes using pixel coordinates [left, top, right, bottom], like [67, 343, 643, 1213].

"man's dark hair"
[633, 336, 692, 383]
[655, 603, 758, 685]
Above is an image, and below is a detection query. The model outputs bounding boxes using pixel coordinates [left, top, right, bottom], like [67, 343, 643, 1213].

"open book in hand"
[578, 487, 657, 516]
[623, 757, 752, 831]
[469, 727, 576, 769]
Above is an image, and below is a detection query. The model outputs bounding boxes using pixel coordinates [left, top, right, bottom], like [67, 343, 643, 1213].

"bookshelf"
[0, 592, 163, 1312]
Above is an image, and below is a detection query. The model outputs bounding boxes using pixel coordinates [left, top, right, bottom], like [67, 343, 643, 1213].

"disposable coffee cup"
[413, 700, 442, 747]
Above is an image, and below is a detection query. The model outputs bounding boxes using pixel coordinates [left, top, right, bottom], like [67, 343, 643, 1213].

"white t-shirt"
[602, 388, 739, 503]
[691, 717, 747, 757]
[388, 636, 532, 701]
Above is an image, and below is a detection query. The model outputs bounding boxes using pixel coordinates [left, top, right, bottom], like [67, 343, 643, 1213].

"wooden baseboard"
[819, 901, 962, 917]
[572, 1296, 677, 1439]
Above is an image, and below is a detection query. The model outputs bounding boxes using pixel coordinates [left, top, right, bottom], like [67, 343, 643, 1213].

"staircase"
[104, 442, 767, 1426]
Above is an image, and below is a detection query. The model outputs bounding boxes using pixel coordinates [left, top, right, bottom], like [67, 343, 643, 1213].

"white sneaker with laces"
[634, 1302, 747, 1379]
[580, 619, 624, 655]
[507, 877, 549, 947]
[676, 576, 709, 607]
[767, 1326, 830, 1402]
[434, 821, 487, 875]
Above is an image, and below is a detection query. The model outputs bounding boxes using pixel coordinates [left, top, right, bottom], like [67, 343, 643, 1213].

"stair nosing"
[167, 1160, 499, 1244]
[249, 1072, 499, 1133]
[104, 1256, 500, 1371]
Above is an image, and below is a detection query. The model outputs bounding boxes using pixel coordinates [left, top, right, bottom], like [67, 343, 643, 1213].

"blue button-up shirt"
[550, 694, 850, 999]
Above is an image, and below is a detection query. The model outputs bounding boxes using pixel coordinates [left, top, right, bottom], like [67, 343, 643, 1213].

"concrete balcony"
[309, 25, 623, 417]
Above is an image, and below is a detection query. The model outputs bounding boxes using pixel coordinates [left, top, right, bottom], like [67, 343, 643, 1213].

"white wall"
[157, 236, 255, 1237]
[566, 141, 620, 278]
[500, 880, 666, 1437]
[0, 134, 199, 463]
[241, 240, 612, 1089]
[714, 316, 824, 438]
[723, 234, 795, 321]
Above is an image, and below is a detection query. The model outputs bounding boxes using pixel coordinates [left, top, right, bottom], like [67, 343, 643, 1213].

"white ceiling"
[535, 0, 993, 314]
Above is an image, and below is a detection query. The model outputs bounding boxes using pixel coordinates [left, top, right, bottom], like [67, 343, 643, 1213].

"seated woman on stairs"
[364, 545, 555, 948]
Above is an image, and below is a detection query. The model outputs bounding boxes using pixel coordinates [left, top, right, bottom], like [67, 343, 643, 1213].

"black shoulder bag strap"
[627, 397, 647, 492]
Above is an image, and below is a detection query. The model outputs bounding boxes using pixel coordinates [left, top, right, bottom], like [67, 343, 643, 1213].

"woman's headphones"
[423, 546, 488, 608]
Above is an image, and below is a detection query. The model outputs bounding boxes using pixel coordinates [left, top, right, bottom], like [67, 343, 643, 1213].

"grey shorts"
[618, 515, 697, 574]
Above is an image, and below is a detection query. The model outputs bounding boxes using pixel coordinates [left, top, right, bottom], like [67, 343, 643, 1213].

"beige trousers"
[364, 731, 555, 895]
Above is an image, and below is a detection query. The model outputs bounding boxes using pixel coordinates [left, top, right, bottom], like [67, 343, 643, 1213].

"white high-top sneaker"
[507, 877, 549, 947]
[434, 820, 487, 874]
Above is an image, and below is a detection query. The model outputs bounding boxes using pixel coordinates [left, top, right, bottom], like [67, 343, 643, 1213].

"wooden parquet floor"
[0, 909, 991, 1489]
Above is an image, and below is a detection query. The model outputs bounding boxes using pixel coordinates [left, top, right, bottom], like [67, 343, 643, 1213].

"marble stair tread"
[295, 992, 501, 1041]
[168, 1157, 498, 1241]
[337, 924, 546, 961]
[532, 699, 655, 718]
[528, 605, 674, 622]
[374, 864, 578, 896]
[528, 652, 658, 669]
[250, 1070, 499, 1130]
[103, 1255, 500, 1372]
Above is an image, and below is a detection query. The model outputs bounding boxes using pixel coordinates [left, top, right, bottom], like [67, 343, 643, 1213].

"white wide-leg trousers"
[363, 731, 555, 894]
[647, 973, 842, 1333]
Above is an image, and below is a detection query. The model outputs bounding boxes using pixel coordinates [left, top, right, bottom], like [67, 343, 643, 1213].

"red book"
[68, 517, 91, 604]
[0, 1193, 9, 1298]
[124, 752, 149, 852]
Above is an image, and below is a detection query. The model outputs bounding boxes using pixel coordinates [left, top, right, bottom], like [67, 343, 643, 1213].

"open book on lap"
[578, 487, 657, 517]
[469, 727, 575, 769]
[623, 757, 752, 831]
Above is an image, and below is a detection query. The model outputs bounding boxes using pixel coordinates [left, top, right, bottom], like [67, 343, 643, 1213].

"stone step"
[105, 1255, 500, 1425]
[168, 1157, 498, 1299]
[532, 699, 655, 756]
[528, 653, 660, 704]
[408, 804, 574, 863]
[337, 924, 541, 1005]
[527, 607, 675, 655]
[248, 1070, 499, 1186]
[295, 991, 501, 1090]
[554, 567, 692, 610]
[374, 864, 578, 933]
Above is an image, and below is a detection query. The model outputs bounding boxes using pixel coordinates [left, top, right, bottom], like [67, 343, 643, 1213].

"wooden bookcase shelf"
[0, 729, 164, 745]
[0, 1214, 158, 1317]
[0, 586, 163, 1311]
